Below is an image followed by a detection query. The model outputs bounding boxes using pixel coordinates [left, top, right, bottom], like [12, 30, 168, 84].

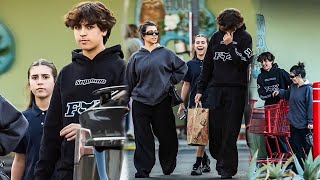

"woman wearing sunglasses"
[273, 62, 313, 171]
[256, 52, 292, 157]
[126, 21, 187, 178]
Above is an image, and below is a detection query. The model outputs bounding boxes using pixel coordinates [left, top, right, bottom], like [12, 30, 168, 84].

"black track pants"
[208, 86, 246, 176]
[132, 97, 178, 176]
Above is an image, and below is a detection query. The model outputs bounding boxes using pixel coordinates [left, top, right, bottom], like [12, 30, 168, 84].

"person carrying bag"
[187, 102, 209, 146]
[0, 95, 28, 156]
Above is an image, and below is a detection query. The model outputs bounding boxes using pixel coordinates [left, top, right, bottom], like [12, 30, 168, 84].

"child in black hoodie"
[34, 2, 126, 179]
[257, 52, 291, 105]
[195, 8, 253, 179]
[257, 52, 291, 157]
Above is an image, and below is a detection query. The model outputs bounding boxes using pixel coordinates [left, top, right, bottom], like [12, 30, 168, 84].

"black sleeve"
[116, 59, 129, 103]
[197, 34, 215, 94]
[183, 62, 192, 82]
[0, 96, 28, 156]
[35, 74, 63, 179]
[13, 135, 27, 154]
[118, 59, 127, 86]
[257, 74, 272, 100]
[126, 56, 137, 97]
[281, 69, 292, 89]
[170, 51, 188, 84]
[226, 33, 253, 65]
[279, 85, 291, 100]
[306, 85, 313, 124]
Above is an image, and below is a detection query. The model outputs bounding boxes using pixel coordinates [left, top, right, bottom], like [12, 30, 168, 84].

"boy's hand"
[272, 91, 279, 97]
[223, 32, 234, 45]
[60, 123, 81, 141]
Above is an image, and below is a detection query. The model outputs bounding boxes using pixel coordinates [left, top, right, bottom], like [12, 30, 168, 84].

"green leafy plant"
[248, 152, 295, 180]
[292, 150, 320, 180]
[265, 156, 294, 180]
[247, 150, 268, 180]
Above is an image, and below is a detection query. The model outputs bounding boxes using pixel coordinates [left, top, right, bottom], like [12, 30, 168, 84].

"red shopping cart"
[247, 99, 293, 164]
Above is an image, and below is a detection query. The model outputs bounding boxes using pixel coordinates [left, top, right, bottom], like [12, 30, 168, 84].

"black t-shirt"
[14, 103, 50, 180]
[184, 58, 208, 107]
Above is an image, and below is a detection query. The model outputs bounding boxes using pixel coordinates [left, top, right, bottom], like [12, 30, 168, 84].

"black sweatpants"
[132, 96, 178, 176]
[207, 86, 246, 176]
[289, 125, 311, 168]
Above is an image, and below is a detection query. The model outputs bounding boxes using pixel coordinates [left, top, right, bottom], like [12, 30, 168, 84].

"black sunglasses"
[290, 74, 297, 78]
[144, 31, 159, 36]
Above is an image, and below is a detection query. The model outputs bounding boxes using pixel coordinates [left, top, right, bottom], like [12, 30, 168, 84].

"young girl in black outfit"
[177, 34, 211, 176]
[12, 59, 57, 180]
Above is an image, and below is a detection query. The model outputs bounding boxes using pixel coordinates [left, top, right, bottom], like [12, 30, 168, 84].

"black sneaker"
[202, 157, 211, 173]
[135, 172, 149, 178]
[221, 175, 232, 179]
[191, 163, 202, 175]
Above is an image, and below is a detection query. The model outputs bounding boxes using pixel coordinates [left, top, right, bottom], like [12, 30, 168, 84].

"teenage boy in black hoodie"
[257, 52, 291, 106]
[34, 2, 126, 179]
[257, 52, 291, 157]
[195, 8, 253, 179]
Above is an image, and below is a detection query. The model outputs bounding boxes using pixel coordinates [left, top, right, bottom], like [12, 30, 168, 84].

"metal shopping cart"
[247, 99, 294, 164]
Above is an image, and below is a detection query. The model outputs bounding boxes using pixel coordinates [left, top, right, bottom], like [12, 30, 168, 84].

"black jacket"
[34, 45, 127, 180]
[197, 25, 253, 94]
[257, 63, 291, 105]
[0, 95, 28, 156]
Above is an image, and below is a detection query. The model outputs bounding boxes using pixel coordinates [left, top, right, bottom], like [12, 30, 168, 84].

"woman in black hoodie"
[256, 52, 292, 157]
[34, 2, 127, 179]
[195, 8, 253, 179]
[126, 21, 187, 178]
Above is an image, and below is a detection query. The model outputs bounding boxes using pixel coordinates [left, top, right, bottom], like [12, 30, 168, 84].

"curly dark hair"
[64, 1, 116, 44]
[216, 8, 244, 32]
[257, 52, 275, 63]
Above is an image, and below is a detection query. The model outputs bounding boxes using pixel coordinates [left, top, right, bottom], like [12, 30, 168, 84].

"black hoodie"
[257, 63, 291, 105]
[197, 25, 253, 94]
[127, 46, 187, 106]
[35, 45, 127, 180]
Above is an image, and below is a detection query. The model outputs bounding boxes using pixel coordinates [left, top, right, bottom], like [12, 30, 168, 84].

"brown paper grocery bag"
[187, 103, 209, 146]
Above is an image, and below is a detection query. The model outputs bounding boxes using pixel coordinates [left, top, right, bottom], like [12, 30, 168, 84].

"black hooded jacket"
[257, 63, 291, 105]
[34, 45, 127, 180]
[197, 25, 253, 94]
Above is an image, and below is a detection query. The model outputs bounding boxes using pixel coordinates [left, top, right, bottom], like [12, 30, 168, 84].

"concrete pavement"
[121, 139, 251, 180]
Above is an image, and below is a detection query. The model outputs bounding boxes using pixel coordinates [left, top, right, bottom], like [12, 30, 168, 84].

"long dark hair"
[27, 59, 58, 109]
